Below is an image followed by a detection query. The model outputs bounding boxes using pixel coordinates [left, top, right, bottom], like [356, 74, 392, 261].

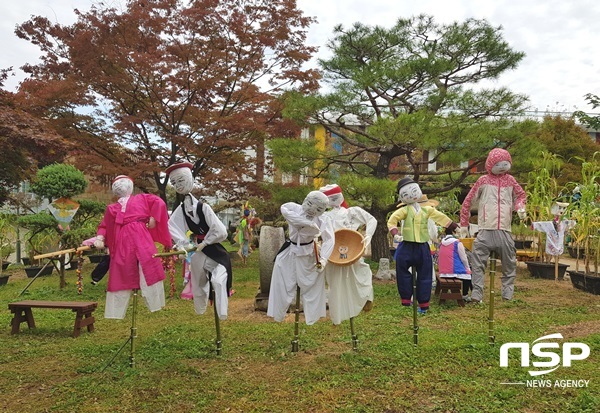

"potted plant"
[511, 222, 535, 250]
[567, 156, 600, 294]
[23, 228, 56, 278]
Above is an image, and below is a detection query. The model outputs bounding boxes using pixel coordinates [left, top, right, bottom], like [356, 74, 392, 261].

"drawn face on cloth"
[112, 176, 134, 198]
[551, 202, 569, 217]
[491, 161, 511, 175]
[398, 182, 423, 205]
[302, 191, 329, 218]
[169, 167, 194, 195]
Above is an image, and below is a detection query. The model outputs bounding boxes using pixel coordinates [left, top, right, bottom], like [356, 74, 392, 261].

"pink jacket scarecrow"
[459, 148, 526, 302]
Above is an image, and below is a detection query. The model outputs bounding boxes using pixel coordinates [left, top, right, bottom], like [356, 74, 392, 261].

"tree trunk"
[370, 206, 391, 262]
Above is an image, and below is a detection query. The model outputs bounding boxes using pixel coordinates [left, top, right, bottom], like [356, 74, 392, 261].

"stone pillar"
[375, 258, 394, 281]
[255, 225, 285, 311]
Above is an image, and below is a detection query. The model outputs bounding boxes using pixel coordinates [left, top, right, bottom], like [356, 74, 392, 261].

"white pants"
[105, 265, 165, 319]
[267, 248, 326, 325]
[190, 251, 229, 320]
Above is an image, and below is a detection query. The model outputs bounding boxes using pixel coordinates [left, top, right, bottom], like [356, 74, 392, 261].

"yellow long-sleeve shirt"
[387, 205, 452, 243]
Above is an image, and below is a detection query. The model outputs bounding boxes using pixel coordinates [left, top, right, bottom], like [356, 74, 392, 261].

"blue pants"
[394, 241, 432, 309]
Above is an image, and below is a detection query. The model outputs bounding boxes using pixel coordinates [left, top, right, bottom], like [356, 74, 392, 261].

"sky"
[1, 0, 599, 115]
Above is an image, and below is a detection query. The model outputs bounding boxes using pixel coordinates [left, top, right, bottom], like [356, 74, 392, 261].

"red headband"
[112, 175, 132, 184]
[322, 185, 342, 196]
[165, 162, 193, 175]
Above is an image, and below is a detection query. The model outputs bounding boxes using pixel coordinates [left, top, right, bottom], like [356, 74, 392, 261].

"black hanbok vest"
[181, 198, 233, 294]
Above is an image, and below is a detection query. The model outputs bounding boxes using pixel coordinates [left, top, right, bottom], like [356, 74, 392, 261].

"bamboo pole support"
[349, 317, 359, 351]
[34, 245, 91, 260]
[291, 285, 301, 353]
[19, 260, 53, 296]
[101, 289, 139, 371]
[152, 250, 187, 258]
[129, 289, 139, 368]
[488, 251, 497, 346]
[412, 266, 418, 347]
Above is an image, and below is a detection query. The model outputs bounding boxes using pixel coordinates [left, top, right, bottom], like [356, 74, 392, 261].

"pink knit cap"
[485, 148, 512, 174]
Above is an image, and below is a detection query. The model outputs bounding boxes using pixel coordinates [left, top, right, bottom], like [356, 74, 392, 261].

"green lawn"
[0, 252, 598, 413]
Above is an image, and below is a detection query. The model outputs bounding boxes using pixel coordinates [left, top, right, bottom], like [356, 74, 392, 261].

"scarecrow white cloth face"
[551, 201, 569, 217]
[491, 160, 511, 175]
[112, 175, 134, 198]
[168, 164, 194, 195]
[320, 184, 347, 208]
[95, 175, 134, 249]
[302, 191, 329, 218]
[398, 182, 423, 206]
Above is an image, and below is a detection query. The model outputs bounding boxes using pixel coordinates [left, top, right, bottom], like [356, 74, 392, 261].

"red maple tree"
[0, 70, 66, 206]
[15, 0, 319, 201]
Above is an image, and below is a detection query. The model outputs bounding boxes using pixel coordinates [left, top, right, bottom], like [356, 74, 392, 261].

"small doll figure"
[338, 245, 349, 260]
[460, 148, 526, 302]
[388, 177, 457, 314]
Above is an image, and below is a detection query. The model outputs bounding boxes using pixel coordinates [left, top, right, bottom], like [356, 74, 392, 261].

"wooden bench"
[516, 249, 538, 262]
[8, 300, 98, 338]
[434, 275, 465, 307]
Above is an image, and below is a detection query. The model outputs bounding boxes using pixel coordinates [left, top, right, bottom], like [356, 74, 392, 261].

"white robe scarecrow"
[320, 184, 376, 325]
[166, 163, 232, 320]
[267, 191, 335, 325]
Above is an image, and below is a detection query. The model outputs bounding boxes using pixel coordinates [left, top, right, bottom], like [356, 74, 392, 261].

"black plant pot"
[25, 265, 53, 278]
[525, 261, 569, 280]
[1, 261, 9, 271]
[567, 246, 585, 259]
[569, 271, 600, 295]
[88, 254, 109, 264]
[0, 275, 9, 286]
[21, 257, 31, 266]
[514, 240, 533, 249]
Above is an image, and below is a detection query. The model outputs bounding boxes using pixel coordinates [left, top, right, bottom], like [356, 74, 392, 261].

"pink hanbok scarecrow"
[95, 175, 171, 319]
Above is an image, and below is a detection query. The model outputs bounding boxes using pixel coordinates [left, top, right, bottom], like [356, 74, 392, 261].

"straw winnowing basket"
[459, 237, 475, 251]
[329, 229, 365, 266]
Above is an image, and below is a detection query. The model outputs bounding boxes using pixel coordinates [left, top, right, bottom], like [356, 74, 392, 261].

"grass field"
[0, 251, 598, 413]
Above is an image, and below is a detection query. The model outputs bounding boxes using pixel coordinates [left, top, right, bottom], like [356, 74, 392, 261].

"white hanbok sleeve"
[349, 206, 377, 239]
[281, 202, 317, 229]
[168, 206, 190, 248]
[318, 215, 335, 262]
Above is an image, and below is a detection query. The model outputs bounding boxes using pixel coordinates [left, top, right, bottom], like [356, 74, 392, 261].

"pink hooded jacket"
[460, 148, 526, 231]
